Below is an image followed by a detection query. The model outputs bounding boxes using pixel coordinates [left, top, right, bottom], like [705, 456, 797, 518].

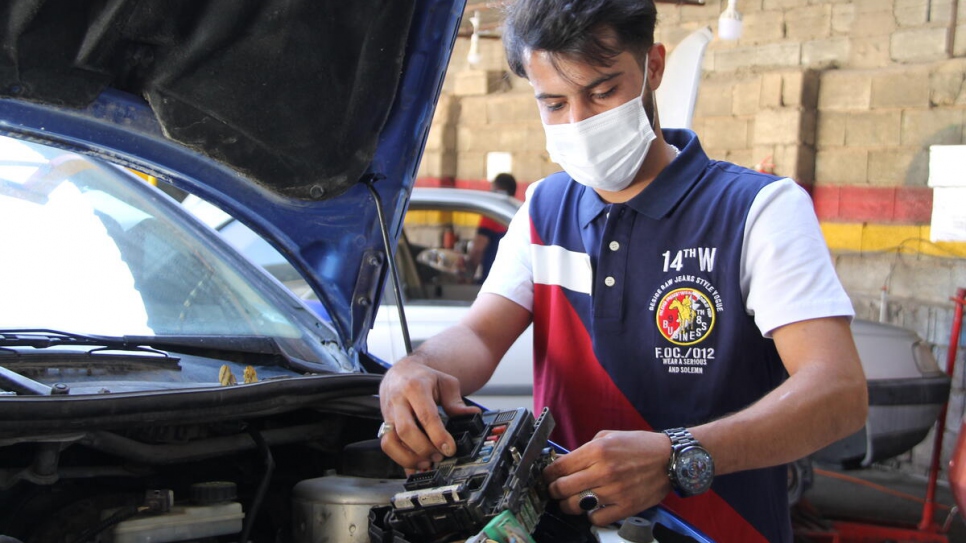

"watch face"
[674, 446, 714, 495]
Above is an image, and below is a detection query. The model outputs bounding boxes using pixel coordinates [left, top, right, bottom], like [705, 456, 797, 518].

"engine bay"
[0, 399, 592, 543]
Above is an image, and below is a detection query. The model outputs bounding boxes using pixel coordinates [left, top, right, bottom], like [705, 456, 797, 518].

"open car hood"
[0, 0, 463, 352]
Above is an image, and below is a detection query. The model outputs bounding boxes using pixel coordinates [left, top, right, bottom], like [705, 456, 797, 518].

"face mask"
[542, 63, 657, 192]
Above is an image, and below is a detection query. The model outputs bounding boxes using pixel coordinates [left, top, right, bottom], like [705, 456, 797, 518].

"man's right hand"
[378, 355, 481, 470]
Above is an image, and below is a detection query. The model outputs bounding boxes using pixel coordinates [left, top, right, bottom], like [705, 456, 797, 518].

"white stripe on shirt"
[531, 244, 592, 295]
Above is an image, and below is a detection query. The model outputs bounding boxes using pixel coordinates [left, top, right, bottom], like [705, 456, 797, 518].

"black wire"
[239, 427, 274, 543]
[69, 506, 142, 543]
[365, 179, 413, 356]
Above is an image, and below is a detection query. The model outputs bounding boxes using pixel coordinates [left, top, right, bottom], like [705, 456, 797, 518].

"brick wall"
[418, 0, 966, 477]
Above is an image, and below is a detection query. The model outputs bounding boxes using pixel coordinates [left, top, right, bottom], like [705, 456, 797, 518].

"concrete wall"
[418, 0, 966, 478]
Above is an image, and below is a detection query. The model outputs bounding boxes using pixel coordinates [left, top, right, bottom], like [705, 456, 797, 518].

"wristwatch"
[663, 427, 715, 497]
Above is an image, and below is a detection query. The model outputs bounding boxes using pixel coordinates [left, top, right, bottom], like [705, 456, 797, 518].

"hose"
[239, 427, 274, 543]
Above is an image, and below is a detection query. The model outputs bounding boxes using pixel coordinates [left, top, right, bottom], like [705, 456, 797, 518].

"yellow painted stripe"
[127, 169, 157, 185]
[405, 210, 481, 227]
[821, 222, 966, 258]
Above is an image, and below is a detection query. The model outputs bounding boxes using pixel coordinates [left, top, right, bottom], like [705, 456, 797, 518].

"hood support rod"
[365, 177, 413, 356]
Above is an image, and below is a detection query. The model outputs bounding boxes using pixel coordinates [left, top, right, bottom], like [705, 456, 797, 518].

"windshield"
[0, 135, 348, 370]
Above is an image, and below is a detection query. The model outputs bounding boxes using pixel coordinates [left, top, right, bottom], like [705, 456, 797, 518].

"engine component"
[291, 475, 406, 543]
[385, 407, 556, 542]
[109, 488, 244, 543]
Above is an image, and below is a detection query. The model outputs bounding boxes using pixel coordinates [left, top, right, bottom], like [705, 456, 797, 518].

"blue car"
[0, 2, 712, 542]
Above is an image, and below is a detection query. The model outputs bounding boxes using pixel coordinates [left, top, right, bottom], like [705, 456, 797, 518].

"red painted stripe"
[811, 185, 932, 223]
[894, 187, 933, 223]
[414, 176, 455, 188]
[842, 186, 896, 221]
[811, 185, 840, 220]
[420, 177, 934, 224]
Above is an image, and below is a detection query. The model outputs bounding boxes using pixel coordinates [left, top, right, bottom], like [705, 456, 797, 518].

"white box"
[928, 146, 966, 241]
[928, 145, 966, 188]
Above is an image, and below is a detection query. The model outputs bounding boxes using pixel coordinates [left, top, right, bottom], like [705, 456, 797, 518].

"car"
[814, 319, 950, 470]
[791, 318, 950, 504]
[0, 2, 710, 543]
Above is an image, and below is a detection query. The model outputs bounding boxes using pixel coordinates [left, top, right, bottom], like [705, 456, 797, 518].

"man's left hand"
[541, 430, 673, 526]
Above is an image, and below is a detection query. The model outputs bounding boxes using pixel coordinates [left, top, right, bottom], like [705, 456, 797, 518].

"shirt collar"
[576, 129, 710, 227]
[577, 184, 608, 227]
[625, 129, 709, 220]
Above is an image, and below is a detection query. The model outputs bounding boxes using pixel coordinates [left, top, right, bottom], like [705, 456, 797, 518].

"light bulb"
[718, 0, 742, 41]
[467, 11, 482, 67]
[467, 32, 481, 66]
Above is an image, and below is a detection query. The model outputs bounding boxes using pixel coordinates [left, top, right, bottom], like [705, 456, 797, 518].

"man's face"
[525, 47, 651, 126]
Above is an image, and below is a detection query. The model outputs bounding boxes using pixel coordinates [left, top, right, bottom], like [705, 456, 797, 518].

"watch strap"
[663, 427, 713, 497]
[663, 427, 700, 450]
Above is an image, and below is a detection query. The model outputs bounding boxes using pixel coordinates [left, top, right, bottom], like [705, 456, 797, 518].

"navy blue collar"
[577, 129, 711, 227]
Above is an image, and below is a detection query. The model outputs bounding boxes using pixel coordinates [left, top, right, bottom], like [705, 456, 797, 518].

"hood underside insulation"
[0, 0, 416, 199]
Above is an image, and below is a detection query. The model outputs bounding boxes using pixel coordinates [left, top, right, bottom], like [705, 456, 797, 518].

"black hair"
[503, 0, 657, 79]
[492, 172, 518, 195]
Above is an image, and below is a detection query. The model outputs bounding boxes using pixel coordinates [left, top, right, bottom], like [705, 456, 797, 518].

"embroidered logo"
[656, 287, 715, 346]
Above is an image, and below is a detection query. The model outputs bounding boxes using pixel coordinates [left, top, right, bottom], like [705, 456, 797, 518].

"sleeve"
[741, 178, 855, 337]
[478, 190, 536, 312]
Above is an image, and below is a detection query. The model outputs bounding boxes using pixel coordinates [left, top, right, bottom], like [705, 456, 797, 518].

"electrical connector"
[143, 489, 174, 513]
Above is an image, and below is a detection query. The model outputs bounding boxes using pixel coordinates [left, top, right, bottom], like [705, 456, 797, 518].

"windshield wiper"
[0, 366, 66, 396]
[0, 329, 182, 396]
[0, 329, 169, 357]
[0, 330, 337, 377]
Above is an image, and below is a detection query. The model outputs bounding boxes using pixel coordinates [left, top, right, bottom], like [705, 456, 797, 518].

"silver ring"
[377, 422, 394, 439]
[577, 489, 600, 512]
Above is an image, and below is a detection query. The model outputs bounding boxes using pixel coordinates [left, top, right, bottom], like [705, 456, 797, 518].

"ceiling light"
[467, 11, 482, 66]
[718, 0, 742, 41]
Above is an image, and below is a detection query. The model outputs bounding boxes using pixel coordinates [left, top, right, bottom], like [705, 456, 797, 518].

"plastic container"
[111, 502, 244, 543]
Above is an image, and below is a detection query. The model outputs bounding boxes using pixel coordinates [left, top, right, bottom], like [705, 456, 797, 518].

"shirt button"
[604, 276, 616, 287]
[609, 241, 620, 251]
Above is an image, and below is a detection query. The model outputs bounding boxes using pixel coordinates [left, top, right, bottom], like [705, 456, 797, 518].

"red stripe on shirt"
[531, 282, 768, 543]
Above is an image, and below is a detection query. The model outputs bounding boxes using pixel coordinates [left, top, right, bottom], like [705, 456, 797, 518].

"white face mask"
[542, 65, 656, 192]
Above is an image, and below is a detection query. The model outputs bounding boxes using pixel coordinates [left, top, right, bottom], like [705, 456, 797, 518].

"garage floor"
[794, 465, 966, 542]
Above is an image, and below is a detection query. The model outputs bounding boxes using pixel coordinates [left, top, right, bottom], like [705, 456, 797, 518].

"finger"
[543, 449, 601, 498]
[558, 484, 619, 519]
[548, 468, 608, 508]
[548, 472, 601, 503]
[383, 377, 444, 463]
[587, 502, 632, 527]
[556, 492, 583, 516]
[393, 400, 444, 462]
[411, 394, 455, 457]
[557, 486, 603, 516]
[380, 426, 432, 470]
[437, 375, 481, 419]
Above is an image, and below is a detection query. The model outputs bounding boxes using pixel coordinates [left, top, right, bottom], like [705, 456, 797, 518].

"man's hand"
[378, 356, 480, 471]
[542, 430, 673, 526]
[377, 293, 531, 470]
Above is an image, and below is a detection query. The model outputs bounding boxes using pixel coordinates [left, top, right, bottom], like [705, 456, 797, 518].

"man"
[378, 1, 868, 541]
[462, 173, 518, 283]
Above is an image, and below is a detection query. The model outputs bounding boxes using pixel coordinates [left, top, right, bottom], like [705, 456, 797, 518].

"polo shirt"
[476, 215, 508, 283]
[480, 129, 854, 543]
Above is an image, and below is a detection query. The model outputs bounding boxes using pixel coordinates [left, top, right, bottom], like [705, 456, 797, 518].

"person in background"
[377, 1, 868, 541]
[462, 173, 518, 283]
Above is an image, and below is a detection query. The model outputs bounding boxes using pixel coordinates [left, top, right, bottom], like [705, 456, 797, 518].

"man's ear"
[647, 43, 668, 91]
